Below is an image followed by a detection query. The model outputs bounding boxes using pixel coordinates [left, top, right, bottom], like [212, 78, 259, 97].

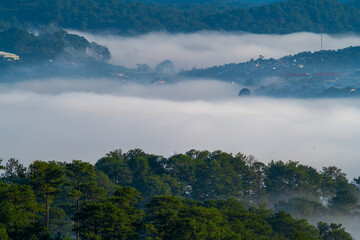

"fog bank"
[1, 79, 360, 180]
[70, 31, 360, 69]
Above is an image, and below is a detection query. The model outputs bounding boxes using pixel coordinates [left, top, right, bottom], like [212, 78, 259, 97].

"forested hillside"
[0, 149, 357, 239]
[0, 27, 133, 82]
[1, 0, 360, 34]
[0, 28, 110, 64]
[123, 0, 283, 6]
[184, 46, 360, 80]
[183, 46, 360, 97]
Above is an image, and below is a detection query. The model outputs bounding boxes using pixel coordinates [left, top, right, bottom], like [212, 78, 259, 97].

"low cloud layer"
[1, 79, 360, 180]
[0, 78, 239, 101]
[70, 31, 360, 69]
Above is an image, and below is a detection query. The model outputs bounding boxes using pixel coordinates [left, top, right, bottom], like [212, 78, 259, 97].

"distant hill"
[0, 27, 110, 63]
[183, 46, 360, 81]
[126, 0, 352, 6]
[1, 0, 360, 34]
[123, 0, 285, 7]
[182, 46, 360, 97]
[0, 27, 129, 82]
[203, 0, 360, 33]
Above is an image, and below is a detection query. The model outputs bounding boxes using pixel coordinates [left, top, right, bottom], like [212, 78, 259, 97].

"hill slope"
[1, 0, 360, 34]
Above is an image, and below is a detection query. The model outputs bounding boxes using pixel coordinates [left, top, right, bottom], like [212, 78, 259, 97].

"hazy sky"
[1, 79, 360, 180]
[70, 30, 360, 69]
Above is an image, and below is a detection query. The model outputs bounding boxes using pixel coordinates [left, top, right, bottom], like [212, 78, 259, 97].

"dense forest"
[0, 27, 130, 81]
[0, 149, 358, 239]
[123, 0, 283, 6]
[0, 27, 110, 63]
[1, 0, 360, 34]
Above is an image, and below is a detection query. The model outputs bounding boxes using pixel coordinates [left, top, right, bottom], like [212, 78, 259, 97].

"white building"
[0, 51, 19, 61]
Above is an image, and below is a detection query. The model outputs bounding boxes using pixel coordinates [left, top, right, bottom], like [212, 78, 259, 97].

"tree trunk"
[77, 179, 80, 240]
[77, 197, 80, 240]
[46, 192, 49, 229]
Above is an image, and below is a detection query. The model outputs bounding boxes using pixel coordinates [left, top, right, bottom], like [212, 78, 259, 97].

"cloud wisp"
[70, 31, 360, 70]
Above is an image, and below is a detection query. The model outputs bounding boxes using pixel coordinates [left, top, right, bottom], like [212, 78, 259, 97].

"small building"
[154, 80, 165, 85]
[0, 51, 19, 61]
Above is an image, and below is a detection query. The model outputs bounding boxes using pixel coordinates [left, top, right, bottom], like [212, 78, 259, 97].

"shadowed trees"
[29, 161, 65, 229]
[0, 149, 358, 239]
[77, 187, 143, 240]
[66, 160, 97, 240]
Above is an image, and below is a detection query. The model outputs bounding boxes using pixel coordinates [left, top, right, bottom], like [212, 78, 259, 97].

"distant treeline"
[123, 0, 283, 7]
[1, 0, 360, 34]
[0, 149, 358, 239]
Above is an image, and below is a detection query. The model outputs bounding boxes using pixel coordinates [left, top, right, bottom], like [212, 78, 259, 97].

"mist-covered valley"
[10, 28, 360, 166]
[3, 77, 360, 238]
[5, 31, 360, 175]
[2, 78, 360, 179]
[5, 30, 360, 98]
[3, 1, 360, 237]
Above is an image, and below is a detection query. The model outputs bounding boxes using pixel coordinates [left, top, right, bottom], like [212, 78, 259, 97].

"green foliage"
[145, 196, 335, 240]
[2, 158, 27, 184]
[241, 157, 267, 202]
[275, 198, 328, 219]
[0, 182, 43, 239]
[77, 187, 143, 240]
[29, 161, 66, 229]
[95, 150, 133, 186]
[1, 0, 360, 34]
[318, 222, 354, 240]
[205, 198, 274, 239]
[0, 27, 65, 62]
[268, 211, 321, 239]
[0, 158, 4, 170]
[145, 195, 241, 240]
[0, 225, 8, 240]
[329, 183, 359, 212]
[65, 160, 102, 239]
[0, 27, 111, 64]
[95, 149, 176, 201]
[50, 207, 71, 235]
[265, 160, 322, 202]
[321, 166, 348, 198]
[95, 149, 251, 201]
[29, 161, 65, 202]
[0, 149, 358, 239]
[65, 160, 99, 202]
[95, 170, 117, 194]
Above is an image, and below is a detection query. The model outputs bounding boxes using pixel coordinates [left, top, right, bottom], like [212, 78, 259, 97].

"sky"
[2, 31, 360, 181]
[70, 30, 360, 70]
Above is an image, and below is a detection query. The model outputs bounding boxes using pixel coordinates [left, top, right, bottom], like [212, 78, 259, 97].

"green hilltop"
[1, 0, 360, 34]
